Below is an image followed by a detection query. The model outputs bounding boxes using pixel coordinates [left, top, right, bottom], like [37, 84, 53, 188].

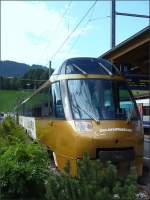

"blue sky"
[1, 1, 149, 69]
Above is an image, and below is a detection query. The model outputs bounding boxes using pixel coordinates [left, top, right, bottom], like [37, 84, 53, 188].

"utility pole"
[111, 0, 150, 49]
[111, 0, 116, 49]
[48, 60, 52, 115]
[49, 61, 52, 78]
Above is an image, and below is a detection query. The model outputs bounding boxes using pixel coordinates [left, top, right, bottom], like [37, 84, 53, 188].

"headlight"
[74, 121, 93, 133]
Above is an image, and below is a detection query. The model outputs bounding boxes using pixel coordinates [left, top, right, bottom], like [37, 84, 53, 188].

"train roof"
[52, 57, 120, 76]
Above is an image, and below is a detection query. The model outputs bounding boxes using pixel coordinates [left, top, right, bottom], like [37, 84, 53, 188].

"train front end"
[50, 57, 144, 176]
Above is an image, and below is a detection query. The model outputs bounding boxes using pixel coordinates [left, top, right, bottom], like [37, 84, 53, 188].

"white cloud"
[1, 1, 93, 68]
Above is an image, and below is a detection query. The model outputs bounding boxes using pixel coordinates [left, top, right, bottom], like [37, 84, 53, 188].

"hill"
[0, 60, 48, 78]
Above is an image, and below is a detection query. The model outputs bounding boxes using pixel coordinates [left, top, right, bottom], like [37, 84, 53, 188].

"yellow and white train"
[16, 57, 144, 176]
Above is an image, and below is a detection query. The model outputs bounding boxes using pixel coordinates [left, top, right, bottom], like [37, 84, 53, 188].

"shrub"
[0, 117, 50, 199]
[0, 116, 30, 147]
[0, 142, 50, 199]
[45, 153, 138, 200]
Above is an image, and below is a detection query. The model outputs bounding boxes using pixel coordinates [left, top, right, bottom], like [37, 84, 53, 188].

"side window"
[104, 90, 112, 107]
[60, 61, 67, 74]
[22, 86, 51, 117]
[65, 64, 74, 74]
[52, 82, 65, 118]
[143, 106, 150, 116]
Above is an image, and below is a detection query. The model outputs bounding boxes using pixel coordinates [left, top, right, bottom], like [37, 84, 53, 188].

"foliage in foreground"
[46, 154, 138, 200]
[0, 116, 30, 148]
[0, 117, 50, 199]
[0, 143, 50, 199]
[0, 117, 138, 200]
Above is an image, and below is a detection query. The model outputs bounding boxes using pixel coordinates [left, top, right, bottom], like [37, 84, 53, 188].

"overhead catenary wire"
[59, 1, 72, 23]
[67, 18, 92, 54]
[48, 1, 73, 36]
[40, 1, 73, 65]
[68, 0, 110, 54]
[67, 16, 110, 55]
[50, 0, 98, 61]
[65, 1, 72, 33]
[68, 1, 97, 52]
[89, 16, 110, 22]
[37, 1, 73, 50]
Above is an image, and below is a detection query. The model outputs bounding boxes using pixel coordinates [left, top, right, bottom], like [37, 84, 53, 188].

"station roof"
[99, 26, 150, 75]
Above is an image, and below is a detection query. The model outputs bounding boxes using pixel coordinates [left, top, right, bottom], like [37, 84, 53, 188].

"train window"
[65, 59, 107, 74]
[68, 79, 139, 120]
[53, 58, 120, 75]
[64, 58, 120, 75]
[53, 61, 67, 75]
[99, 59, 120, 75]
[52, 82, 65, 119]
[20, 86, 51, 117]
[119, 85, 139, 120]
[143, 106, 150, 116]
[104, 90, 113, 107]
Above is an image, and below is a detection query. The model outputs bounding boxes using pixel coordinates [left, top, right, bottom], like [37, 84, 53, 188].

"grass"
[25, 92, 49, 108]
[0, 90, 32, 112]
[0, 89, 148, 113]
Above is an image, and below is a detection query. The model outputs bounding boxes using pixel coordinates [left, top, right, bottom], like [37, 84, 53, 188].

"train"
[136, 98, 150, 130]
[136, 98, 150, 161]
[16, 57, 144, 176]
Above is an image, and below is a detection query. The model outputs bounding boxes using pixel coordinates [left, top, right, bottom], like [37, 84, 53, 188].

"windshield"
[64, 58, 120, 75]
[67, 79, 140, 120]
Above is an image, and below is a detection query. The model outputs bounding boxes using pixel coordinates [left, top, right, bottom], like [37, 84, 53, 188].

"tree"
[22, 68, 49, 89]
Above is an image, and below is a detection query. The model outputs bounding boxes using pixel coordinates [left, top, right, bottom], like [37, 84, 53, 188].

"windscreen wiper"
[72, 64, 87, 76]
[72, 103, 100, 124]
[72, 93, 100, 123]
[98, 62, 112, 75]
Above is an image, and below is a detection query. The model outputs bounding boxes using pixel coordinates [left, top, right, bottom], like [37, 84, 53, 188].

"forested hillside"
[0, 68, 50, 90]
[0, 60, 48, 78]
[0, 61, 53, 112]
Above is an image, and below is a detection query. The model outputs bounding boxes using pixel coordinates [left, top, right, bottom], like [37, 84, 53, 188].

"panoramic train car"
[16, 57, 144, 176]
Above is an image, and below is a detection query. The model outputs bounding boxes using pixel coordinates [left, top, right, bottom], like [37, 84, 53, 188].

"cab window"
[52, 82, 65, 118]
[19, 86, 51, 117]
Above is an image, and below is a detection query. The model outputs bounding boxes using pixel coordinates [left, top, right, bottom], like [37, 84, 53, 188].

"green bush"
[45, 153, 138, 200]
[0, 116, 30, 148]
[0, 117, 51, 199]
[0, 142, 50, 199]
